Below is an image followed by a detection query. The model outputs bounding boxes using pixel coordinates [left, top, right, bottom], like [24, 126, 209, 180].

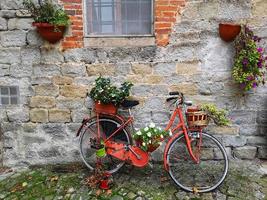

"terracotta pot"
[94, 102, 117, 114]
[32, 22, 66, 44]
[135, 139, 160, 152]
[219, 23, 241, 42]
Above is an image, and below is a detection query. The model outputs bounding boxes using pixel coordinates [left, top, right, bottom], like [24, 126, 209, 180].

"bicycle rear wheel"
[79, 118, 132, 174]
[166, 132, 228, 193]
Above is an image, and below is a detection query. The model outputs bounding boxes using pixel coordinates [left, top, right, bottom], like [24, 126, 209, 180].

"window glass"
[86, 0, 153, 36]
[0, 86, 19, 105]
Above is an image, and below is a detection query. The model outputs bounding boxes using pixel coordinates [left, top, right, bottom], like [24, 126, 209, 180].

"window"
[0, 86, 19, 105]
[85, 0, 153, 36]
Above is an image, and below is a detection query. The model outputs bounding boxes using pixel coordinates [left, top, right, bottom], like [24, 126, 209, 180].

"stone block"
[1, 30, 26, 47]
[153, 62, 176, 76]
[144, 75, 163, 84]
[258, 147, 267, 159]
[0, 64, 10, 76]
[0, 10, 16, 19]
[52, 76, 73, 85]
[33, 64, 61, 76]
[73, 77, 96, 85]
[131, 63, 152, 75]
[63, 48, 96, 63]
[0, 0, 24, 9]
[126, 75, 144, 84]
[257, 110, 267, 125]
[56, 97, 84, 109]
[6, 107, 29, 122]
[8, 18, 33, 30]
[61, 63, 87, 77]
[35, 84, 59, 96]
[31, 77, 52, 85]
[86, 63, 115, 76]
[233, 146, 257, 159]
[38, 147, 61, 158]
[21, 47, 41, 64]
[169, 83, 198, 95]
[71, 108, 90, 122]
[10, 63, 32, 78]
[26, 30, 43, 46]
[222, 136, 247, 147]
[229, 110, 257, 125]
[259, 125, 267, 135]
[252, 0, 267, 17]
[132, 85, 168, 97]
[176, 61, 200, 75]
[30, 96, 56, 108]
[49, 109, 71, 123]
[0, 48, 21, 64]
[207, 126, 239, 135]
[246, 136, 267, 145]
[30, 108, 48, 123]
[60, 85, 88, 98]
[41, 123, 67, 139]
[0, 109, 7, 121]
[22, 123, 37, 133]
[0, 17, 7, 30]
[239, 125, 259, 136]
[40, 48, 64, 63]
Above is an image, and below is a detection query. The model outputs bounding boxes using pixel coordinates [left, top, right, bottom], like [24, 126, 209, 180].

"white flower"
[160, 134, 164, 139]
[169, 130, 172, 136]
[142, 142, 146, 146]
[158, 127, 162, 131]
[159, 142, 162, 145]
[149, 122, 155, 128]
[144, 127, 149, 131]
[149, 140, 152, 144]
[147, 132, 151, 137]
[136, 131, 142, 135]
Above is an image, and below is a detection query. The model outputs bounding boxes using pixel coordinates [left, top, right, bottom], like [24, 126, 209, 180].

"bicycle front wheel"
[79, 118, 132, 174]
[166, 132, 228, 193]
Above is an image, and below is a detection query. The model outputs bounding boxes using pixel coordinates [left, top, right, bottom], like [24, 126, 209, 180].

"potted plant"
[133, 123, 171, 152]
[219, 23, 241, 42]
[232, 25, 267, 91]
[200, 104, 230, 126]
[23, 0, 70, 44]
[89, 76, 133, 114]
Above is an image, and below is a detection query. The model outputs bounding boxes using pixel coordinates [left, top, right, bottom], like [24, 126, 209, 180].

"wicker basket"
[186, 110, 209, 127]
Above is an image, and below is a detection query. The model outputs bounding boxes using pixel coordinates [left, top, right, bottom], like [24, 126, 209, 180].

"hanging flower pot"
[219, 23, 241, 42]
[33, 23, 66, 44]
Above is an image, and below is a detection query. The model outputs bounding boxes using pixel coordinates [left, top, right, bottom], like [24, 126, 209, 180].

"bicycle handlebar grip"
[166, 97, 177, 102]
[169, 91, 179, 95]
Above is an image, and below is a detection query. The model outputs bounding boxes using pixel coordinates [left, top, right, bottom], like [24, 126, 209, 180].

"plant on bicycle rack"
[200, 104, 231, 126]
[232, 25, 267, 91]
[133, 123, 170, 152]
[89, 76, 133, 106]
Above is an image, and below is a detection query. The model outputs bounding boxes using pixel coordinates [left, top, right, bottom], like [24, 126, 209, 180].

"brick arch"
[59, 0, 186, 50]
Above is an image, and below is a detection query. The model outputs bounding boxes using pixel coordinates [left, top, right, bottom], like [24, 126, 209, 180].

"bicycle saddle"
[121, 99, 139, 109]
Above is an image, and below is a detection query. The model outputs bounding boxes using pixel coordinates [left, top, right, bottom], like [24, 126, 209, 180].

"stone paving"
[0, 160, 266, 200]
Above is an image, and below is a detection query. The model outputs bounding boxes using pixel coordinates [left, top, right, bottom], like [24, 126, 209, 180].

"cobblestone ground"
[0, 160, 266, 200]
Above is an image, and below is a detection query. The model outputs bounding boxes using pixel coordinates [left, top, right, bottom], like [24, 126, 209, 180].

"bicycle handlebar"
[166, 91, 184, 105]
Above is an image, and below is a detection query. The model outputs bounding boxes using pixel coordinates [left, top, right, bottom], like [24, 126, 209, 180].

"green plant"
[89, 76, 133, 106]
[23, 0, 69, 26]
[133, 123, 170, 151]
[232, 25, 266, 91]
[200, 104, 230, 126]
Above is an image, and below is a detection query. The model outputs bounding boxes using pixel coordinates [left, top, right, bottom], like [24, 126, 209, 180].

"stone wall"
[0, 0, 267, 167]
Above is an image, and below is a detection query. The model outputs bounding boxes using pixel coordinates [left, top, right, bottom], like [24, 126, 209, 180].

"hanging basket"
[32, 22, 66, 44]
[94, 102, 117, 114]
[219, 23, 241, 42]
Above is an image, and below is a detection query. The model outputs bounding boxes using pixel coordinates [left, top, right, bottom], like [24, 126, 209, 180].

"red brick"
[155, 22, 172, 29]
[61, 0, 82, 3]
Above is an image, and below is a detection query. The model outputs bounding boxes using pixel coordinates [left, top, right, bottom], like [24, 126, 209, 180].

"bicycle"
[76, 91, 229, 193]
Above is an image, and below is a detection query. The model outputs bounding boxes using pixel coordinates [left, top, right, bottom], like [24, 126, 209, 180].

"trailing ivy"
[201, 104, 230, 126]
